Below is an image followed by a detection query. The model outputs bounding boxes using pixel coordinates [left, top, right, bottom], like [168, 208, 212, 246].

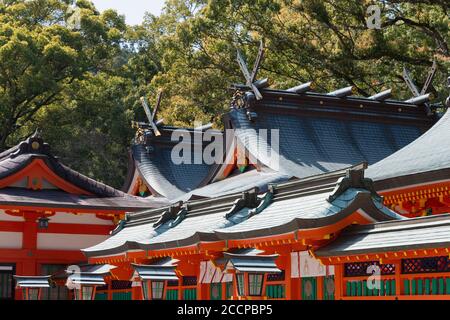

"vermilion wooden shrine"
[1, 46, 449, 300]
[80, 78, 450, 301]
[0, 132, 164, 300]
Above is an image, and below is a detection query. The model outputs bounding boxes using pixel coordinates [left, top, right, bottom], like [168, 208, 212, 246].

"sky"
[91, 0, 166, 25]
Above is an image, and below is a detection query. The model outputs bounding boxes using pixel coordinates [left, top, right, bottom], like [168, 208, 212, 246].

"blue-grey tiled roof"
[14, 276, 51, 288]
[366, 110, 450, 183]
[132, 144, 213, 200]
[84, 166, 403, 257]
[174, 168, 290, 202]
[214, 188, 403, 237]
[316, 213, 450, 257]
[230, 107, 425, 179]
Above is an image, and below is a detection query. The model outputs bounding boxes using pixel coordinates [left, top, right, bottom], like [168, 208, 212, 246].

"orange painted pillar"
[22, 213, 38, 276]
[283, 253, 292, 300]
[291, 278, 301, 300]
[395, 261, 402, 297]
[107, 281, 113, 300]
[334, 264, 343, 300]
[178, 282, 182, 300]
[317, 276, 324, 300]
[196, 282, 203, 300]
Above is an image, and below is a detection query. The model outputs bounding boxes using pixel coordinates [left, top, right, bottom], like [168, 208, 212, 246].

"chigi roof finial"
[236, 40, 269, 100]
[31, 128, 42, 139]
[402, 59, 437, 114]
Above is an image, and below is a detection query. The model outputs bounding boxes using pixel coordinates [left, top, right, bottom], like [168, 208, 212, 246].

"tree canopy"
[0, 0, 448, 188]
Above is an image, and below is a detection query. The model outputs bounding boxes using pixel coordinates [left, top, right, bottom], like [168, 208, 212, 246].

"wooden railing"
[266, 284, 285, 299]
[401, 273, 450, 296]
[166, 289, 178, 300]
[344, 276, 396, 297]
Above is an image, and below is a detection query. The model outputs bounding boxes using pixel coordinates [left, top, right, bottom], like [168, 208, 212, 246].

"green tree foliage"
[0, 0, 448, 188]
[145, 0, 449, 128]
[0, 0, 136, 187]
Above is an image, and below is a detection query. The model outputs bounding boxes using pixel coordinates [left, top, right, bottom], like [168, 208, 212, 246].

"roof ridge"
[0, 132, 129, 198]
[258, 88, 434, 111]
[342, 213, 450, 236]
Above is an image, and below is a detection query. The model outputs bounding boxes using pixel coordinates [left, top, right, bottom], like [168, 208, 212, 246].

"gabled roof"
[173, 168, 290, 202]
[125, 126, 226, 200]
[132, 258, 179, 281]
[366, 110, 450, 191]
[14, 276, 52, 288]
[0, 187, 167, 211]
[224, 249, 281, 273]
[227, 88, 434, 179]
[0, 132, 165, 211]
[316, 213, 450, 258]
[122, 87, 434, 203]
[83, 164, 403, 258]
[0, 132, 123, 197]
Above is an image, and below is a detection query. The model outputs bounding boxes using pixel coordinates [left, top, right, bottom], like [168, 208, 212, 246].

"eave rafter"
[383, 183, 450, 205]
[321, 247, 450, 266]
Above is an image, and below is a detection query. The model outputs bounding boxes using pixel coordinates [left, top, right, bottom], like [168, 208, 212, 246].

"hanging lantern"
[132, 258, 179, 300]
[74, 285, 95, 301]
[224, 249, 281, 299]
[66, 264, 116, 300]
[14, 275, 51, 300]
[141, 280, 166, 300]
[37, 216, 50, 229]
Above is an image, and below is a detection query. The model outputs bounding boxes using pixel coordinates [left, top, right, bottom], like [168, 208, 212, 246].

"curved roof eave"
[367, 110, 450, 190]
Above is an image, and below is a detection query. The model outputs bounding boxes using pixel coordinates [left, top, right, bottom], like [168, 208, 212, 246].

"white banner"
[202, 261, 217, 284]
[211, 268, 223, 283]
[290, 252, 300, 278]
[299, 251, 326, 277]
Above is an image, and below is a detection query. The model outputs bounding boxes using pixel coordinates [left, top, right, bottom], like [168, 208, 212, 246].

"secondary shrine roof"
[83, 164, 403, 258]
[125, 126, 226, 200]
[228, 88, 434, 180]
[124, 86, 435, 204]
[366, 110, 450, 191]
[0, 132, 165, 211]
[316, 213, 450, 257]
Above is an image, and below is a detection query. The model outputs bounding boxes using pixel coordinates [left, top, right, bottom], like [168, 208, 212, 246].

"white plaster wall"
[0, 210, 24, 222]
[37, 233, 109, 250]
[48, 212, 114, 225]
[0, 232, 23, 249]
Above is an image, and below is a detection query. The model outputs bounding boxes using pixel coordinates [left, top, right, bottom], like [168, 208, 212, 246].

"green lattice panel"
[301, 277, 317, 300]
[112, 291, 132, 300]
[183, 288, 197, 300]
[346, 279, 395, 297]
[266, 285, 285, 299]
[95, 292, 108, 300]
[405, 278, 450, 295]
[0, 272, 13, 300]
[166, 289, 179, 300]
[210, 283, 222, 300]
[323, 276, 335, 300]
[226, 283, 233, 300]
